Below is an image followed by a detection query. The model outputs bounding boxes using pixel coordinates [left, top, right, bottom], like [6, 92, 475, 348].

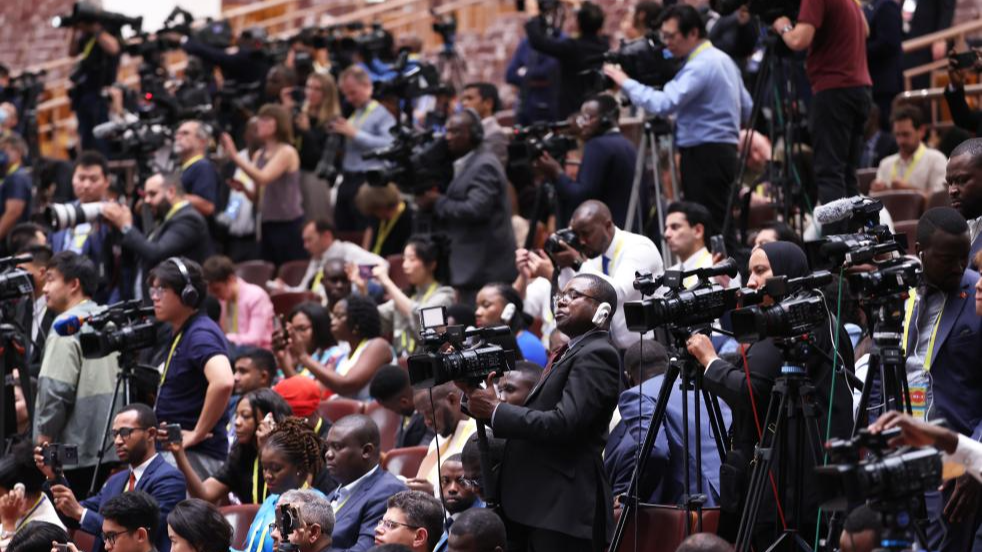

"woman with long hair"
[276, 302, 345, 382]
[166, 499, 232, 552]
[474, 282, 548, 366]
[292, 72, 341, 221]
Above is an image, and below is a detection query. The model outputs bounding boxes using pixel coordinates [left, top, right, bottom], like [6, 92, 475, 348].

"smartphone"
[165, 423, 183, 445]
[710, 234, 727, 258]
[953, 51, 978, 70]
[358, 264, 376, 280]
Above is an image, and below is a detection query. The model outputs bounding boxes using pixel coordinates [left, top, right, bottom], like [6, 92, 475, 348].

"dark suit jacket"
[866, 0, 904, 97]
[524, 18, 609, 119]
[67, 455, 186, 552]
[121, 202, 212, 297]
[905, 271, 982, 438]
[604, 383, 670, 502]
[396, 412, 435, 449]
[434, 145, 517, 289]
[556, 132, 637, 228]
[326, 467, 407, 552]
[494, 330, 621, 542]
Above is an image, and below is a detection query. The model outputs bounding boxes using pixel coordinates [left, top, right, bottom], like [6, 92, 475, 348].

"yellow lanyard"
[160, 332, 184, 385]
[901, 289, 946, 371]
[687, 40, 712, 62]
[14, 496, 45, 532]
[252, 457, 268, 504]
[889, 143, 926, 183]
[313, 417, 324, 434]
[372, 202, 406, 255]
[603, 235, 626, 276]
[399, 283, 439, 353]
[164, 200, 189, 222]
[181, 154, 204, 171]
[349, 100, 380, 129]
[81, 37, 97, 59]
[228, 301, 239, 334]
[244, 513, 270, 552]
[5, 162, 20, 177]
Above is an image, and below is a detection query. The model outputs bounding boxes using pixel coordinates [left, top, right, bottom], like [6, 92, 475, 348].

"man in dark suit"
[101, 172, 212, 301]
[865, 0, 903, 128]
[324, 415, 407, 552]
[947, 139, 982, 267]
[464, 274, 621, 551]
[415, 110, 517, 305]
[369, 366, 435, 449]
[36, 404, 186, 552]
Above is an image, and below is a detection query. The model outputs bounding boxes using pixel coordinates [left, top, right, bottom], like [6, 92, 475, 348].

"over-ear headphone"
[461, 107, 484, 145]
[592, 302, 612, 327]
[169, 257, 199, 307]
[501, 303, 516, 324]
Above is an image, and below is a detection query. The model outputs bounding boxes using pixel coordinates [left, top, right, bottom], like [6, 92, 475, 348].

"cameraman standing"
[771, 0, 872, 234]
[604, 5, 752, 250]
[66, 17, 120, 153]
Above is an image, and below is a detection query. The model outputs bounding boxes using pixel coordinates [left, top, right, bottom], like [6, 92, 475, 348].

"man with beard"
[102, 172, 212, 300]
[173, 120, 220, 217]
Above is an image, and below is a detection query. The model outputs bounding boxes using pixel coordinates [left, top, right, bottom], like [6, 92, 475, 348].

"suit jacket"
[494, 330, 620, 542]
[556, 132, 637, 228]
[604, 384, 670, 503]
[121, 202, 212, 298]
[866, 0, 904, 97]
[71, 455, 186, 552]
[944, 86, 982, 137]
[326, 467, 407, 552]
[971, 233, 982, 272]
[51, 214, 119, 304]
[396, 412, 435, 449]
[905, 271, 982, 438]
[434, 145, 517, 289]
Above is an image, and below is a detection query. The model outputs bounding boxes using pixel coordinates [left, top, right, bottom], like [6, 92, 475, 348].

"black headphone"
[169, 257, 200, 307]
[461, 107, 485, 145]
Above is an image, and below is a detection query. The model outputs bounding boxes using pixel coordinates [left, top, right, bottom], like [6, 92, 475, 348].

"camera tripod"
[610, 326, 729, 552]
[435, 45, 466, 95]
[852, 298, 912, 432]
[625, 115, 678, 268]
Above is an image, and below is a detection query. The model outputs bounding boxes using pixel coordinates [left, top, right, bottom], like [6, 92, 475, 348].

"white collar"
[131, 453, 158, 483]
[340, 464, 379, 495]
[679, 247, 712, 271]
[602, 227, 623, 259]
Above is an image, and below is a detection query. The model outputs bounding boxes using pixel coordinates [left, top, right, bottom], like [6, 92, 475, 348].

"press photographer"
[870, 411, 982, 484]
[944, 48, 982, 135]
[269, 490, 335, 552]
[603, 5, 752, 249]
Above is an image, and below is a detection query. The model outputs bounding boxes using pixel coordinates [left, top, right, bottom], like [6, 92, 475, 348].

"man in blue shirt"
[0, 134, 31, 251]
[604, 4, 752, 250]
[173, 120, 219, 218]
[148, 257, 234, 480]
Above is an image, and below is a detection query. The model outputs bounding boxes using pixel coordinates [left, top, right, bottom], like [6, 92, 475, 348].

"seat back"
[871, 190, 925, 222]
[270, 291, 321, 319]
[857, 168, 877, 195]
[277, 259, 311, 287]
[385, 254, 410, 291]
[382, 446, 429, 478]
[236, 260, 276, 287]
[893, 220, 918, 255]
[220, 503, 262, 551]
[927, 189, 951, 210]
[317, 398, 365, 423]
[366, 401, 402, 452]
[612, 505, 721, 552]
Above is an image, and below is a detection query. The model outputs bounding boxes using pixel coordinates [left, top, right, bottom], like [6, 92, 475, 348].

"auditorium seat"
[382, 446, 429, 479]
[857, 168, 877, 195]
[317, 397, 365, 423]
[236, 260, 276, 288]
[220, 504, 261, 550]
[747, 204, 778, 231]
[70, 529, 96, 552]
[366, 401, 402, 452]
[270, 291, 320, 319]
[386, 254, 409, 291]
[927, 189, 951, 210]
[871, 190, 925, 222]
[277, 259, 310, 287]
[893, 220, 918, 255]
[612, 505, 721, 552]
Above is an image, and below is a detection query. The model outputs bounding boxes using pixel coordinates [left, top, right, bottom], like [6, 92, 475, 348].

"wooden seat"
[382, 446, 429, 479]
[236, 260, 276, 287]
[613, 505, 721, 552]
[857, 168, 877, 195]
[366, 401, 402, 452]
[386, 254, 409, 291]
[871, 190, 926, 222]
[317, 397, 365, 423]
[893, 220, 918, 255]
[70, 529, 96, 552]
[927, 189, 951, 210]
[220, 504, 261, 551]
[270, 291, 320, 319]
[747, 204, 778, 231]
[277, 259, 311, 287]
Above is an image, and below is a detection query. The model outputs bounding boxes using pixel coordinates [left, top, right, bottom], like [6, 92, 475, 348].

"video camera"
[407, 307, 516, 389]
[41, 443, 79, 472]
[374, 52, 446, 101]
[544, 228, 584, 256]
[78, 300, 157, 359]
[506, 121, 577, 189]
[809, 197, 909, 269]
[730, 270, 831, 343]
[588, 32, 681, 92]
[713, 0, 799, 23]
[52, 2, 142, 34]
[363, 126, 453, 194]
[623, 258, 740, 332]
[431, 10, 458, 47]
[849, 257, 921, 301]
[0, 254, 34, 303]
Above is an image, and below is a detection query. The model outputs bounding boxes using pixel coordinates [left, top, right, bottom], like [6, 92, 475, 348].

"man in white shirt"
[872, 105, 947, 194]
[662, 201, 741, 290]
[410, 383, 476, 496]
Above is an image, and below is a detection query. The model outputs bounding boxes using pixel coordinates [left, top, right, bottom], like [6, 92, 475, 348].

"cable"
[427, 387, 450, 524]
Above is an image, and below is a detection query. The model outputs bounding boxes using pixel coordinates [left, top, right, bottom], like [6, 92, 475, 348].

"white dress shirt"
[81, 454, 158, 525]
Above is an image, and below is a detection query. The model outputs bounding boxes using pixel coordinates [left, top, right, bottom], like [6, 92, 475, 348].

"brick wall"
[0, 0, 75, 72]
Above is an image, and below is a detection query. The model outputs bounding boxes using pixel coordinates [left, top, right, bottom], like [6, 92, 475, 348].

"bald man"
[518, 200, 664, 349]
[324, 415, 407, 551]
[410, 383, 476, 496]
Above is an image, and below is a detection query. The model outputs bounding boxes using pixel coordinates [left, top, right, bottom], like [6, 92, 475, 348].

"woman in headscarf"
[686, 241, 856, 547]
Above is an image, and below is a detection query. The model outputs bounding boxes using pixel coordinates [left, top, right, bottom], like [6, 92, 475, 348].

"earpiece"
[501, 303, 516, 324]
[592, 302, 612, 327]
[169, 257, 199, 307]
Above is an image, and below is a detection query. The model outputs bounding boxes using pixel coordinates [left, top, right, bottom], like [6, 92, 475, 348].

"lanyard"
[348, 100, 379, 129]
[902, 289, 947, 371]
[14, 496, 45, 532]
[181, 154, 204, 171]
[252, 457, 268, 504]
[244, 512, 270, 552]
[889, 143, 926, 183]
[81, 37, 98, 59]
[5, 162, 20, 177]
[164, 200, 189, 222]
[603, 235, 626, 276]
[313, 417, 323, 434]
[687, 40, 712, 62]
[160, 331, 184, 385]
[372, 202, 406, 255]
[228, 301, 238, 334]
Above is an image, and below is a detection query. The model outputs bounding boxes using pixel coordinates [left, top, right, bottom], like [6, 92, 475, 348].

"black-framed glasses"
[110, 427, 146, 439]
[377, 518, 420, 531]
[554, 289, 601, 305]
[102, 529, 136, 545]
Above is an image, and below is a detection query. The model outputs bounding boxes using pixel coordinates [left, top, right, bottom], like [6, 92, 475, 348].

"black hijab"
[759, 241, 809, 279]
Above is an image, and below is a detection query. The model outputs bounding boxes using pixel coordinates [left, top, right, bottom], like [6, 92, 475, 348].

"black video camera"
[624, 258, 740, 332]
[431, 10, 458, 47]
[588, 32, 681, 92]
[79, 300, 157, 359]
[42, 443, 80, 471]
[0, 254, 34, 302]
[731, 293, 826, 343]
[364, 126, 452, 195]
[51, 2, 143, 33]
[848, 258, 921, 301]
[543, 228, 583, 256]
[713, 0, 799, 23]
[407, 307, 516, 389]
[506, 121, 577, 189]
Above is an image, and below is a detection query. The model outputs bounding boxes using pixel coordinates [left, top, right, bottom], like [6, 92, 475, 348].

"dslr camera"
[544, 228, 583, 256]
[624, 258, 740, 332]
[79, 300, 158, 359]
[0, 254, 34, 303]
[42, 443, 80, 471]
[506, 121, 577, 189]
[45, 202, 107, 232]
[407, 307, 516, 389]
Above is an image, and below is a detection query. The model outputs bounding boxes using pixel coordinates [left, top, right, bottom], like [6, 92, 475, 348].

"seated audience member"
[496, 362, 542, 406]
[411, 383, 477, 495]
[6, 521, 68, 552]
[369, 366, 435, 449]
[676, 533, 734, 552]
[166, 499, 233, 552]
[241, 418, 328, 552]
[839, 505, 882, 552]
[276, 302, 345, 381]
[355, 183, 415, 259]
[34, 251, 119, 492]
[324, 415, 407, 552]
[274, 376, 332, 439]
[447, 509, 506, 552]
[202, 255, 275, 349]
[270, 490, 335, 552]
[475, 283, 548, 367]
[97, 492, 160, 552]
[374, 236, 456, 358]
[36, 404, 185, 552]
[0, 441, 65, 549]
[872, 105, 947, 193]
[459, 433, 505, 506]
[440, 454, 484, 517]
[752, 221, 803, 248]
[165, 388, 292, 505]
[372, 491, 444, 552]
[234, 347, 278, 396]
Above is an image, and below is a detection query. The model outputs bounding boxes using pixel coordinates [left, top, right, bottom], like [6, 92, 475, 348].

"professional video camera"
[0, 254, 33, 302]
[544, 228, 584, 256]
[730, 270, 831, 342]
[408, 306, 516, 389]
[712, 0, 800, 23]
[589, 32, 681, 92]
[349, 22, 392, 61]
[809, 198, 909, 269]
[76, 300, 157, 359]
[624, 258, 740, 332]
[849, 257, 921, 300]
[363, 126, 453, 194]
[432, 10, 458, 47]
[52, 2, 142, 33]
[506, 120, 577, 188]
[374, 52, 446, 101]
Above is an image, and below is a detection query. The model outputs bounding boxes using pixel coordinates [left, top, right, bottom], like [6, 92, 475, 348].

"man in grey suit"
[416, 109, 517, 304]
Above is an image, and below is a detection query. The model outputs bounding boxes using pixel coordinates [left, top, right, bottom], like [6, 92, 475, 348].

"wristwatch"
[120, 224, 133, 235]
[780, 24, 793, 35]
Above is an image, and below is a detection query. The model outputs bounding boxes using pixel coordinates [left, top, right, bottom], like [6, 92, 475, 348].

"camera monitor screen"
[420, 306, 447, 329]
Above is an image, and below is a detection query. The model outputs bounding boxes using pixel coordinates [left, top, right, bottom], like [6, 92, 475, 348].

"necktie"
[330, 489, 347, 513]
[127, 471, 136, 492]
[540, 343, 569, 380]
[602, 256, 611, 276]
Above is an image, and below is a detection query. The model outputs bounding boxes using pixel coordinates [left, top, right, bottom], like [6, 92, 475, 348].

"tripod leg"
[625, 127, 647, 235]
[90, 373, 126, 496]
[703, 388, 728, 462]
[851, 354, 878, 436]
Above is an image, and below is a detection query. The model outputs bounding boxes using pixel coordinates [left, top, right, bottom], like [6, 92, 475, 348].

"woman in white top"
[0, 442, 66, 551]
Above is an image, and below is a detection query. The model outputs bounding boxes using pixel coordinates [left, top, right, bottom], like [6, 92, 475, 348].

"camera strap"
[13, 495, 45, 533]
[159, 331, 184, 386]
[372, 201, 407, 255]
[252, 457, 268, 504]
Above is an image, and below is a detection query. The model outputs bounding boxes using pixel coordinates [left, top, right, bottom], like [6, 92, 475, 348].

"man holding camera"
[174, 120, 220, 217]
[945, 49, 982, 136]
[463, 274, 621, 551]
[604, 5, 751, 249]
[65, 15, 121, 153]
[271, 489, 335, 552]
[771, 0, 871, 233]
[36, 404, 185, 552]
[33, 251, 120, 493]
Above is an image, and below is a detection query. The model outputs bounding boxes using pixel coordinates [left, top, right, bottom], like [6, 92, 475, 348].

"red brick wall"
[0, 0, 75, 72]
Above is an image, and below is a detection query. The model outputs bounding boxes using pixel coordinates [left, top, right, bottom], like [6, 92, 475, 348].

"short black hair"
[463, 82, 501, 113]
[662, 4, 706, 38]
[842, 505, 883, 535]
[46, 250, 98, 298]
[308, 218, 335, 234]
[450, 509, 507, 551]
[343, 294, 382, 339]
[571, 274, 618, 320]
[634, 1, 663, 30]
[890, 104, 925, 128]
[0, 440, 46, 494]
[237, 347, 278, 383]
[201, 255, 237, 283]
[289, 302, 335, 350]
[667, 201, 714, 236]
[101, 490, 160, 539]
[757, 221, 802, 247]
[118, 403, 159, 431]
[586, 94, 620, 126]
[950, 137, 982, 170]
[7, 521, 69, 552]
[167, 499, 233, 552]
[917, 207, 968, 249]
[7, 222, 46, 255]
[513, 360, 543, 379]
[75, 150, 110, 179]
[386, 491, 445, 551]
[577, 1, 605, 36]
[147, 257, 207, 309]
[623, 339, 668, 383]
[369, 365, 411, 402]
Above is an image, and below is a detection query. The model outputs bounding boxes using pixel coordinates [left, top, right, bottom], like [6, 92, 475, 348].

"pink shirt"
[221, 276, 274, 348]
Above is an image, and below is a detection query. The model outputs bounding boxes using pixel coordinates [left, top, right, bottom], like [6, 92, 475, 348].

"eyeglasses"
[111, 427, 146, 439]
[377, 518, 420, 531]
[102, 529, 136, 545]
[659, 30, 679, 42]
[554, 289, 602, 305]
[148, 286, 169, 299]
